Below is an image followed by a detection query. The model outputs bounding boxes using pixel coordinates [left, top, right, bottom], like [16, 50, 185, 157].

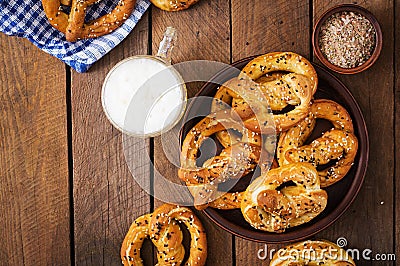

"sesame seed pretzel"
[121, 213, 185, 266]
[241, 163, 328, 233]
[179, 111, 271, 210]
[212, 61, 315, 133]
[278, 99, 357, 187]
[150, 0, 200, 11]
[206, 159, 279, 210]
[236, 52, 317, 132]
[270, 240, 356, 266]
[239, 52, 318, 94]
[121, 204, 207, 266]
[150, 204, 207, 266]
[42, 0, 137, 42]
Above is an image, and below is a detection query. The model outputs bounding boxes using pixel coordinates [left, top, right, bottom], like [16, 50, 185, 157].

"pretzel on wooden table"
[121, 204, 207, 266]
[150, 0, 200, 11]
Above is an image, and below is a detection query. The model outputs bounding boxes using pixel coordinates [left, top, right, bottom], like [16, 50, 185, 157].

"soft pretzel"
[179, 111, 272, 209]
[278, 99, 357, 187]
[241, 74, 314, 133]
[150, 0, 200, 11]
[121, 213, 185, 266]
[241, 163, 328, 233]
[277, 99, 354, 165]
[121, 204, 207, 266]
[206, 159, 280, 210]
[239, 52, 318, 95]
[212, 65, 315, 133]
[285, 129, 358, 187]
[42, 0, 137, 42]
[270, 240, 356, 266]
[179, 111, 265, 185]
[150, 204, 207, 266]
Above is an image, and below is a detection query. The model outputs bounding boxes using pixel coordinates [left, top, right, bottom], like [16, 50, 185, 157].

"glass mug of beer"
[101, 27, 187, 137]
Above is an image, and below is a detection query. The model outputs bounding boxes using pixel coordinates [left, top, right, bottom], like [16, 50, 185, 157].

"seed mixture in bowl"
[319, 11, 376, 69]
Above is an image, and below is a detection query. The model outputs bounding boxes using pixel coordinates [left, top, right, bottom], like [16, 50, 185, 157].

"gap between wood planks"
[65, 64, 75, 266]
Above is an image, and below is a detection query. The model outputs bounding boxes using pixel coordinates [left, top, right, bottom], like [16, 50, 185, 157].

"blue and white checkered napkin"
[0, 0, 151, 73]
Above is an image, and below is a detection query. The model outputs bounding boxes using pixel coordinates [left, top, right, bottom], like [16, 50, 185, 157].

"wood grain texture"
[151, 1, 232, 265]
[232, 0, 310, 62]
[395, 0, 399, 263]
[0, 37, 70, 265]
[232, 0, 310, 264]
[71, 15, 154, 265]
[314, 1, 395, 265]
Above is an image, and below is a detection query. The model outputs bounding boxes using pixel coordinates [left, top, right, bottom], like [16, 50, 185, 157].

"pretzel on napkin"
[42, 0, 137, 42]
[121, 204, 207, 266]
[241, 162, 328, 233]
[270, 240, 356, 266]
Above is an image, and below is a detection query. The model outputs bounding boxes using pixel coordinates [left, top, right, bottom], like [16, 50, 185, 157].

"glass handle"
[156, 27, 177, 65]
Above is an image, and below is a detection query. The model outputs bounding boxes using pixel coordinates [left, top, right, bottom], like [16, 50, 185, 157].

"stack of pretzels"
[179, 52, 359, 233]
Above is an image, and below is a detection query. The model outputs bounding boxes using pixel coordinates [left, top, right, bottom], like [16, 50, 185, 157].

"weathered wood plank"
[314, 1, 394, 265]
[394, 0, 399, 263]
[232, 0, 310, 264]
[151, 1, 232, 265]
[71, 15, 153, 265]
[0, 37, 70, 265]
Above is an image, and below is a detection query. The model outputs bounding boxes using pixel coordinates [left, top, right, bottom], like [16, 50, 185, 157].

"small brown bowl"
[312, 4, 382, 74]
[180, 55, 369, 243]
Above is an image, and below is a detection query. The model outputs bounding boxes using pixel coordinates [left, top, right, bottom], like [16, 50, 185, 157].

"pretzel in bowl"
[150, 0, 200, 11]
[42, 0, 137, 42]
[179, 110, 272, 210]
[241, 163, 328, 233]
[278, 99, 358, 187]
[270, 240, 356, 266]
[212, 52, 317, 133]
[121, 204, 207, 266]
[239, 52, 318, 94]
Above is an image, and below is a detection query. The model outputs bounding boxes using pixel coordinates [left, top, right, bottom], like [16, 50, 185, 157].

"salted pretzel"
[121, 213, 185, 265]
[270, 240, 356, 266]
[278, 99, 357, 187]
[121, 204, 207, 266]
[239, 52, 318, 95]
[241, 163, 328, 233]
[42, 0, 137, 42]
[179, 110, 272, 210]
[212, 57, 315, 133]
[285, 129, 358, 187]
[207, 159, 279, 209]
[150, 0, 200, 11]
[150, 204, 207, 266]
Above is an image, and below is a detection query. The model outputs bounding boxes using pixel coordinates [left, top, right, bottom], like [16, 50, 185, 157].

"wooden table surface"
[0, 0, 398, 265]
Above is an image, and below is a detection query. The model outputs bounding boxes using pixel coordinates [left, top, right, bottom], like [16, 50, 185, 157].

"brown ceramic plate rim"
[180, 55, 369, 243]
[312, 4, 383, 74]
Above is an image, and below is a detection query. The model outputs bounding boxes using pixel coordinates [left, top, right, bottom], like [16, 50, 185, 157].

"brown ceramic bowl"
[312, 4, 382, 74]
[180, 55, 369, 243]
